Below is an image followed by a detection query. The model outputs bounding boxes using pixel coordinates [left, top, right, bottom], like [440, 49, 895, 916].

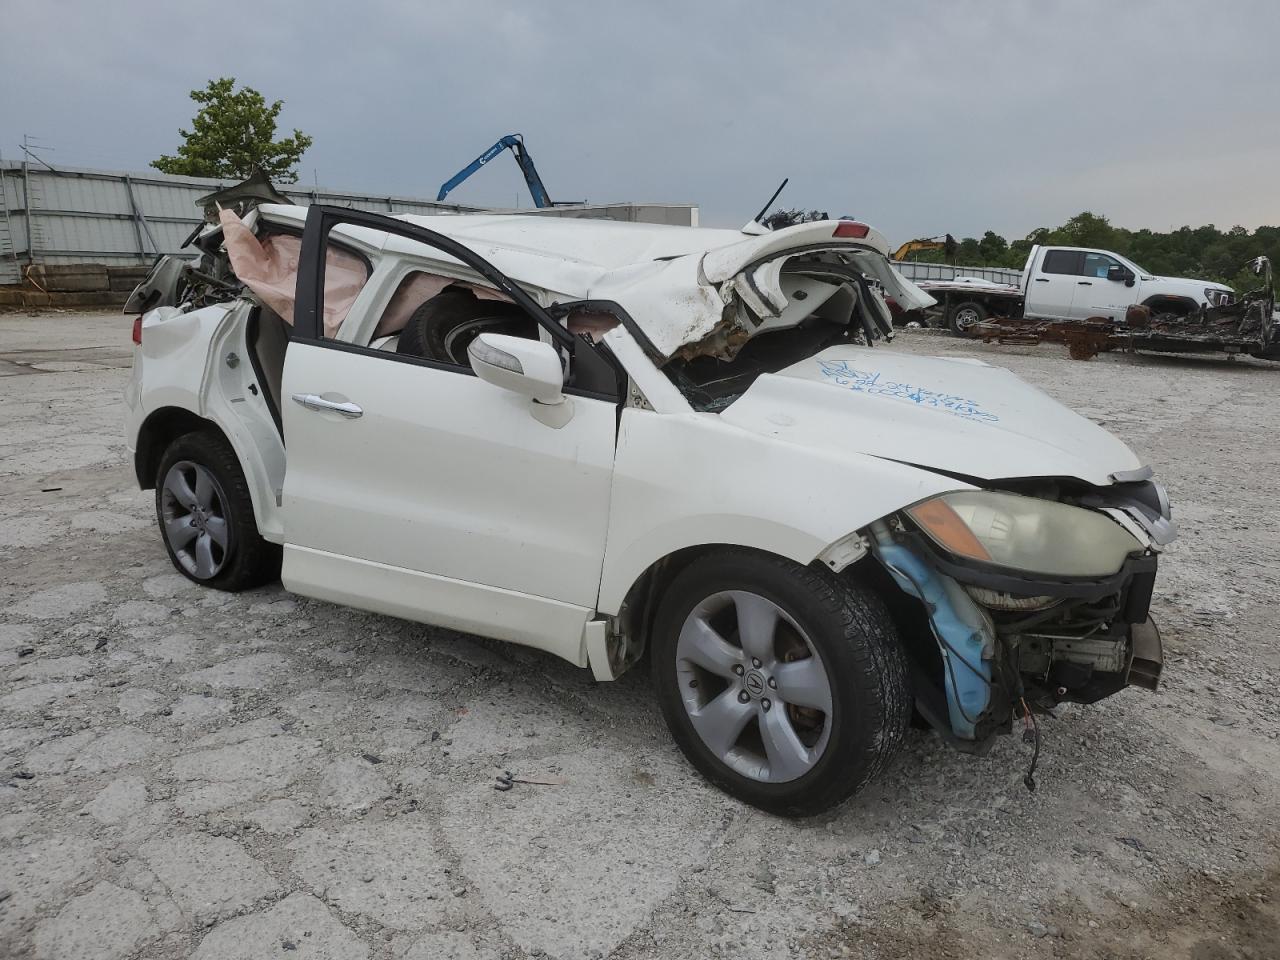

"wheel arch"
[1141, 294, 1199, 316]
[134, 406, 218, 490]
[601, 530, 945, 696]
[606, 541, 817, 674]
[134, 405, 283, 542]
[598, 512, 836, 619]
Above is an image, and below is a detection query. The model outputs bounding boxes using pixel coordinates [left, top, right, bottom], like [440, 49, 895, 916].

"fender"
[1139, 293, 1200, 316]
[134, 401, 285, 543]
[131, 302, 286, 541]
[596, 407, 968, 615]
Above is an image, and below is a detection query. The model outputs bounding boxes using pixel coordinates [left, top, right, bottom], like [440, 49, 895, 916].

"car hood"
[1144, 274, 1232, 296]
[718, 346, 1143, 487]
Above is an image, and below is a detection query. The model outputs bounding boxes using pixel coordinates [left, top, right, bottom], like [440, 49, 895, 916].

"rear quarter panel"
[132, 303, 286, 541]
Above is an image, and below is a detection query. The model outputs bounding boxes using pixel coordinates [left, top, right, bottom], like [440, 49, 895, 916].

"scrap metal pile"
[970, 257, 1277, 361]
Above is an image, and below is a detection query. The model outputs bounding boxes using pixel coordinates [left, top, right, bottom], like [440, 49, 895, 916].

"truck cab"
[1022, 245, 1234, 322]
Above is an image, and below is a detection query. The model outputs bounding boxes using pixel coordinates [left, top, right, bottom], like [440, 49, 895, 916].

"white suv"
[125, 203, 1173, 815]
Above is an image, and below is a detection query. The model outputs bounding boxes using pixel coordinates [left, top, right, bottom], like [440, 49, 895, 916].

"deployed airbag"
[219, 208, 368, 337]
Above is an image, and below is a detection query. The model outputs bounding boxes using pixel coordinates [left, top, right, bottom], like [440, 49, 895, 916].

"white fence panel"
[0, 161, 696, 285]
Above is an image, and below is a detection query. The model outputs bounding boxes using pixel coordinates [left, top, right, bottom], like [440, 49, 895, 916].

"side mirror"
[468, 333, 565, 405]
[1107, 264, 1136, 287]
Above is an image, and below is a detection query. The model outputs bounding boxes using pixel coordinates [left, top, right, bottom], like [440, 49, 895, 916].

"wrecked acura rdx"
[124, 185, 1173, 815]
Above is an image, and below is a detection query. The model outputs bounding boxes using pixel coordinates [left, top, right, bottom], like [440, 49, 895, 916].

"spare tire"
[397, 287, 534, 365]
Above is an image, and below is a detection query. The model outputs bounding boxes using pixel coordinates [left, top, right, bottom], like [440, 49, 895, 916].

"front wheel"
[948, 300, 987, 335]
[651, 550, 910, 817]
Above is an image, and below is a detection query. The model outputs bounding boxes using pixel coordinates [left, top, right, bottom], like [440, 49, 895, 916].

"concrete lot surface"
[1, 310, 1277, 959]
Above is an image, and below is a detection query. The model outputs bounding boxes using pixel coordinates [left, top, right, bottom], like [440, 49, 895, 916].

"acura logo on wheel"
[744, 670, 765, 698]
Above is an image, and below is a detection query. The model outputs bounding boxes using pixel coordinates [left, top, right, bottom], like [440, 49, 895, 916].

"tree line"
[908, 212, 1276, 293]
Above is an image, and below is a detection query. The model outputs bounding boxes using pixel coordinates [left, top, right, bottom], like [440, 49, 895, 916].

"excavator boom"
[437, 134, 553, 208]
[892, 234, 957, 261]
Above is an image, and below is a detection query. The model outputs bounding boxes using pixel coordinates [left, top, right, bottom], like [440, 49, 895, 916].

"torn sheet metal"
[588, 251, 729, 361]
[196, 169, 293, 224]
[196, 176, 937, 363]
[590, 221, 933, 363]
[701, 220, 891, 282]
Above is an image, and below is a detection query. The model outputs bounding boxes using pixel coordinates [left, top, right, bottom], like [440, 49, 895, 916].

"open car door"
[278, 206, 623, 665]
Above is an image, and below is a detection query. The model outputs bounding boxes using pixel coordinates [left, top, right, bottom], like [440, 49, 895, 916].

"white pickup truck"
[919, 245, 1235, 335]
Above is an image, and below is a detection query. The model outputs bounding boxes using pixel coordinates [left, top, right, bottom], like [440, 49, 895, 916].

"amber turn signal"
[906, 498, 993, 562]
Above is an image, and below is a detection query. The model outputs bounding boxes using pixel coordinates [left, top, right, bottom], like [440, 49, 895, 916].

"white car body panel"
[125, 302, 288, 540]
[719, 345, 1142, 487]
[278, 340, 617, 624]
[1024, 267, 1079, 319]
[284, 544, 594, 665]
[1135, 274, 1232, 307]
[599, 326, 691, 413]
[596, 406, 965, 614]
[700, 221, 891, 280]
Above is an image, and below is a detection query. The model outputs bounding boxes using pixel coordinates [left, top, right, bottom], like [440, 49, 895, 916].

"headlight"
[906, 491, 1142, 578]
[1204, 287, 1232, 306]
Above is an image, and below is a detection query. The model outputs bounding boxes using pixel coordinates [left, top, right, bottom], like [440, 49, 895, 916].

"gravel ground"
[1, 309, 1277, 960]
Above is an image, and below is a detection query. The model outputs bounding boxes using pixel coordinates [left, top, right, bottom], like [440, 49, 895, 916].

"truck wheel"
[651, 549, 910, 817]
[948, 301, 987, 335]
[155, 431, 280, 591]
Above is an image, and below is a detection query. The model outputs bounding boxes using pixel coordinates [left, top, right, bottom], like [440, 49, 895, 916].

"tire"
[155, 430, 280, 591]
[651, 549, 911, 817]
[398, 287, 534, 365]
[948, 300, 987, 336]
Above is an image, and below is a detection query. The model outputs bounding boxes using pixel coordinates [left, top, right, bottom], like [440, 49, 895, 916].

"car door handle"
[1077, 281, 1093, 286]
[1034, 278, 1050, 283]
[291, 393, 363, 419]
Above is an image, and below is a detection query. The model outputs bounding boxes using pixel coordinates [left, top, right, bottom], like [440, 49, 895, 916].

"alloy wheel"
[159, 460, 231, 580]
[675, 590, 833, 783]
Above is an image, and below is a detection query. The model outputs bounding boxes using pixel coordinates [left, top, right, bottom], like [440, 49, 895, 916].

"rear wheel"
[948, 300, 987, 335]
[155, 431, 279, 591]
[651, 550, 911, 817]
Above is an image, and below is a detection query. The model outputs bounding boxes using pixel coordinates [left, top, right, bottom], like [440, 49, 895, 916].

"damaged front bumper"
[870, 518, 1164, 750]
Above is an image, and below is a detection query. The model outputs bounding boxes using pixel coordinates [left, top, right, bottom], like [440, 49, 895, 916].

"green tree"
[977, 230, 1008, 264]
[1046, 211, 1115, 249]
[152, 77, 313, 183]
[956, 236, 981, 263]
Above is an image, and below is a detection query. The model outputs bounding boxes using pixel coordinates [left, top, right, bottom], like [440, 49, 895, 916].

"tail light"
[131, 316, 143, 345]
[832, 221, 870, 239]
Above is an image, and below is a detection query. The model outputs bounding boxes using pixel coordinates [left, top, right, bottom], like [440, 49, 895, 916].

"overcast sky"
[5, 1, 1278, 241]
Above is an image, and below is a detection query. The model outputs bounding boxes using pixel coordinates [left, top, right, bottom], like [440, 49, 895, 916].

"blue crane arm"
[436, 134, 553, 208]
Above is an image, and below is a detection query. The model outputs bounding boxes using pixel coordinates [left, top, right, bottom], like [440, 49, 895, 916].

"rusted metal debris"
[971, 318, 1115, 361]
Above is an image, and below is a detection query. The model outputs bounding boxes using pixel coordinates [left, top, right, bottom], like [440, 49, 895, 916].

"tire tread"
[155, 430, 280, 592]
[652, 548, 911, 817]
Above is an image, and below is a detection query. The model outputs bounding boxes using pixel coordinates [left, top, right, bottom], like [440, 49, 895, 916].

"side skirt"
[282, 544, 592, 667]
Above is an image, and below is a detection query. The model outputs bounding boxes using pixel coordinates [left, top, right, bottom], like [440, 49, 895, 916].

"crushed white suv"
[125, 201, 1174, 815]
